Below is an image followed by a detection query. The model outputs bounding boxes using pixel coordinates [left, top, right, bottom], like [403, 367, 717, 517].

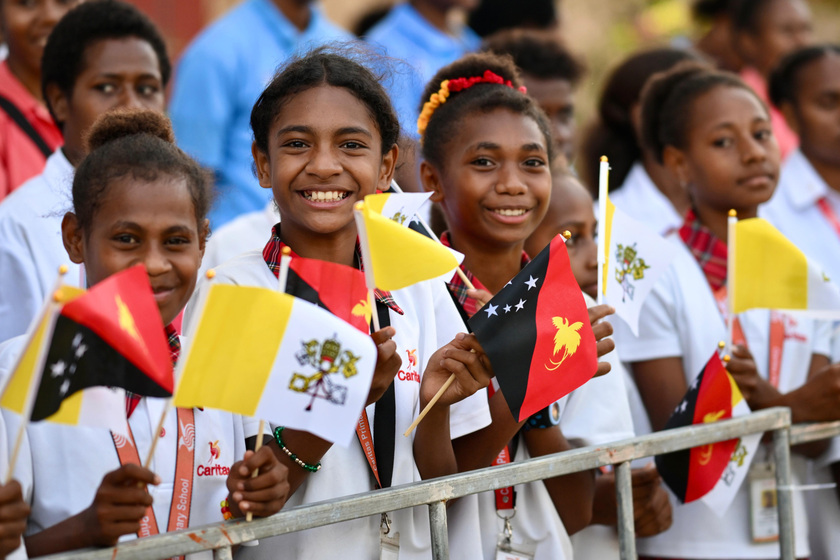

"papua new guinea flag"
[468, 235, 597, 421]
[285, 255, 370, 333]
[655, 351, 755, 506]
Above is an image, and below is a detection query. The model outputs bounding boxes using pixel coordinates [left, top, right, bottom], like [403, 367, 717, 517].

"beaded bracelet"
[274, 426, 321, 472]
[220, 498, 233, 520]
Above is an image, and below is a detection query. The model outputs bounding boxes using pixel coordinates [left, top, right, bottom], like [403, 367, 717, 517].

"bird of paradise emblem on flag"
[547, 317, 583, 370]
[614, 243, 650, 302]
[290, 336, 362, 411]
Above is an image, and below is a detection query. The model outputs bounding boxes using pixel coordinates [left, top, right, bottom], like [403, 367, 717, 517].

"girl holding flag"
[416, 51, 628, 559]
[0, 110, 290, 557]
[613, 61, 838, 560]
[192, 47, 496, 560]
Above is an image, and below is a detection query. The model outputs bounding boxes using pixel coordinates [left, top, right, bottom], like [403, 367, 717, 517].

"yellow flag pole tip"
[600, 155, 608, 163]
[718, 340, 726, 349]
[722, 354, 731, 363]
[205, 269, 216, 280]
[354, 201, 365, 211]
[58, 264, 69, 275]
[728, 209, 737, 217]
[281, 246, 292, 256]
[52, 290, 64, 302]
[562, 230, 572, 240]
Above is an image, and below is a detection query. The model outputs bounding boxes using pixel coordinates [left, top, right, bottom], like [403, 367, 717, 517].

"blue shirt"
[169, 0, 351, 228]
[365, 3, 481, 139]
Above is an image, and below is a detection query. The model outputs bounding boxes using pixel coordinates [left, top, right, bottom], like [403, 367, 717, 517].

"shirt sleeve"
[0, 219, 44, 343]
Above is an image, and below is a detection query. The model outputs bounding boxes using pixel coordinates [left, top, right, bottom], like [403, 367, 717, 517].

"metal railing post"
[428, 500, 449, 560]
[772, 416, 795, 560]
[212, 545, 232, 560]
[615, 461, 637, 560]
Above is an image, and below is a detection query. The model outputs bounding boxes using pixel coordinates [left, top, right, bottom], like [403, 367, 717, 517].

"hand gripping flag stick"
[403, 231, 573, 437]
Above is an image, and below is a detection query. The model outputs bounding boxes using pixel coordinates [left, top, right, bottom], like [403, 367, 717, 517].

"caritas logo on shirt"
[397, 348, 420, 383]
[197, 439, 230, 477]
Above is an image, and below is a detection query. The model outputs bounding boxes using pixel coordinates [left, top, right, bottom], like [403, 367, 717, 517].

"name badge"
[749, 461, 779, 543]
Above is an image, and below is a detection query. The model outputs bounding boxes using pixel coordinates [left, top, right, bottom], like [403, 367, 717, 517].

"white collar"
[781, 149, 837, 210]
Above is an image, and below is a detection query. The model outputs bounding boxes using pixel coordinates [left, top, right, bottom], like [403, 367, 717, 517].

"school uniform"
[0, 150, 78, 343]
[364, 3, 480, 138]
[169, 0, 351, 228]
[610, 162, 684, 236]
[761, 149, 840, 283]
[0, 368, 27, 560]
[200, 201, 279, 274]
[612, 231, 830, 559]
[185, 247, 491, 560]
[0, 334, 259, 560]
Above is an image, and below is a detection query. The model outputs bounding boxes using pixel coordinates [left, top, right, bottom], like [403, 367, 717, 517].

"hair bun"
[85, 109, 174, 152]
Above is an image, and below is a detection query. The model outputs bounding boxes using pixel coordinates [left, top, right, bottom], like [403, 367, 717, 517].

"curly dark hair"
[250, 45, 400, 157]
[73, 110, 212, 234]
[481, 30, 585, 85]
[769, 44, 840, 107]
[41, 0, 171, 128]
[419, 52, 553, 170]
[639, 62, 764, 163]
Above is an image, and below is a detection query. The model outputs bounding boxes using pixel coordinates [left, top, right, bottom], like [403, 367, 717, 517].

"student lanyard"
[817, 197, 840, 240]
[714, 288, 785, 388]
[483, 382, 517, 514]
[356, 301, 395, 490]
[111, 407, 196, 556]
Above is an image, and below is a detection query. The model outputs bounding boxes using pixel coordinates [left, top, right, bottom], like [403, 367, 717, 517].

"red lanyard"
[817, 197, 840, 239]
[714, 288, 785, 388]
[111, 407, 196, 556]
[355, 410, 381, 488]
[493, 444, 516, 512]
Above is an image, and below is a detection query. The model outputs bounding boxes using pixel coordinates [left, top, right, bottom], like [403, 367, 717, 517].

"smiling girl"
[613, 61, 840, 560]
[0, 109, 290, 558]
[190, 48, 495, 560]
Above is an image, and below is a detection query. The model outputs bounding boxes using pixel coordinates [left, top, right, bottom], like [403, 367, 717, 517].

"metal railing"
[39, 408, 840, 560]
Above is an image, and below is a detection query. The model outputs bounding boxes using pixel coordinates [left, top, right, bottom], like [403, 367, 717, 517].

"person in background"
[482, 29, 586, 164]
[578, 48, 701, 235]
[691, 0, 743, 72]
[467, 0, 559, 38]
[0, 0, 78, 201]
[0, 0, 169, 343]
[731, 0, 814, 159]
[169, 0, 350, 229]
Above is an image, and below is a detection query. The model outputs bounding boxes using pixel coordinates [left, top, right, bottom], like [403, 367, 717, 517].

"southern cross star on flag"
[655, 351, 760, 513]
[1, 265, 173, 432]
[468, 235, 598, 421]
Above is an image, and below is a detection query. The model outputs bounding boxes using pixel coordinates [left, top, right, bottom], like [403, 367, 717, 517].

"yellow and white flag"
[365, 192, 432, 227]
[174, 284, 377, 446]
[601, 196, 678, 334]
[732, 218, 840, 316]
[355, 198, 462, 292]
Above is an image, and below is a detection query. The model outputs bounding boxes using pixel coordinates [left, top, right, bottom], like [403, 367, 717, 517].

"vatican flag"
[364, 192, 432, 228]
[601, 195, 678, 334]
[175, 284, 377, 447]
[731, 218, 840, 316]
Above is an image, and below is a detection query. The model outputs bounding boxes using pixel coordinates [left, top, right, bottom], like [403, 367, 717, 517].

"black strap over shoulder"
[373, 300, 396, 489]
[0, 94, 53, 158]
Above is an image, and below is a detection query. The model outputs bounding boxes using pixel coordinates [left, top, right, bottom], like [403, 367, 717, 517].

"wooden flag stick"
[245, 419, 266, 522]
[6, 267, 68, 483]
[352, 202, 382, 332]
[403, 374, 455, 438]
[596, 156, 610, 305]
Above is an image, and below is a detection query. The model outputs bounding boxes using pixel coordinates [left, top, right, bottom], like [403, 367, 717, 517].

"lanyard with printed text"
[714, 287, 785, 389]
[356, 301, 395, 490]
[111, 406, 196, 558]
[817, 197, 840, 240]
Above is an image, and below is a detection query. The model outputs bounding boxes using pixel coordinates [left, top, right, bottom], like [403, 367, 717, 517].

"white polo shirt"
[0, 150, 79, 344]
[0, 336, 255, 560]
[762, 149, 840, 283]
[188, 251, 491, 560]
[612, 238, 830, 559]
[200, 202, 279, 274]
